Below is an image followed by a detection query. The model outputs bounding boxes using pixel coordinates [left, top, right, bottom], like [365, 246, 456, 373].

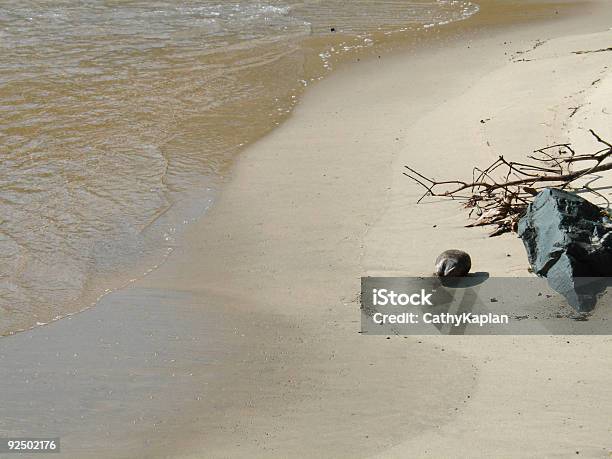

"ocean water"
[0, 0, 479, 335]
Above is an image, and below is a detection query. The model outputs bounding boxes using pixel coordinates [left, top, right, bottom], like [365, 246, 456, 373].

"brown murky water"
[0, 0, 479, 335]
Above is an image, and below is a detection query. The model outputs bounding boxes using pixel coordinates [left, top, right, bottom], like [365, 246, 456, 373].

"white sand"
[369, 27, 612, 458]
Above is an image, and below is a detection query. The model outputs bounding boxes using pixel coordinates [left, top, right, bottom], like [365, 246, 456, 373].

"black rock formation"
[518, 188, 612, 311]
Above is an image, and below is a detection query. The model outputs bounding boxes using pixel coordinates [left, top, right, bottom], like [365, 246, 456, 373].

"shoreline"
[0, 0, 483, 339]
[0, 0, 490, 342]
[2, 1, 612, 457]
[0, 0, 587, 339]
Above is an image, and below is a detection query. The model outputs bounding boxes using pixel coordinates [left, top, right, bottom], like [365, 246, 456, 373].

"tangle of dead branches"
[404, 130, 612, 237]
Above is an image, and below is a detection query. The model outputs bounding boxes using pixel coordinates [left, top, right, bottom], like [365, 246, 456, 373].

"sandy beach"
[1, 1, 612, 457]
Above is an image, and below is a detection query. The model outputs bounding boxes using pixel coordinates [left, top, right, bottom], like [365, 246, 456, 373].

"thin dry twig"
[573, 47, 612, 55]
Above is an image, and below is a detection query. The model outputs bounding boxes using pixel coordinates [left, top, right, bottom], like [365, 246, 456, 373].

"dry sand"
[1, 1, 612, 458]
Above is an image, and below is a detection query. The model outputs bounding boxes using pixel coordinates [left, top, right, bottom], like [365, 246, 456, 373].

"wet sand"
[1, 1, 612, 457]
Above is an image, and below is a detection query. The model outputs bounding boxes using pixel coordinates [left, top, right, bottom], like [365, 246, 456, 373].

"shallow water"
[0, 0, 479, 335]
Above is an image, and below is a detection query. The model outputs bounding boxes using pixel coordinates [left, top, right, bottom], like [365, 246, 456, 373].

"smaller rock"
[435, 250, 471, 277]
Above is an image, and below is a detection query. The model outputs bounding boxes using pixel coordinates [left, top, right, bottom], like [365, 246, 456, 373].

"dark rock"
[435, 249, 471, 277]
[518, 188, 612, 311]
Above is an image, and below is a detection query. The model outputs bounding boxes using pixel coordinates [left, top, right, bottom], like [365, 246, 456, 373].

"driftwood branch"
[404, 130, 612, 237]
